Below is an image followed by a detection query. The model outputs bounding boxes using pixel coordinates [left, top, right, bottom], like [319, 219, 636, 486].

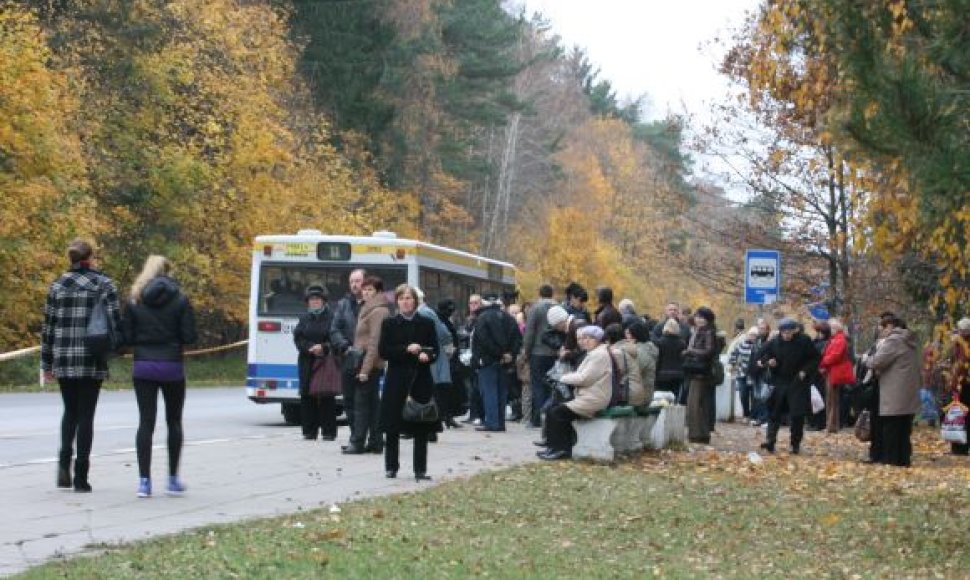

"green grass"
[0, 350, 246, 392]
[15, 452, 970, 579]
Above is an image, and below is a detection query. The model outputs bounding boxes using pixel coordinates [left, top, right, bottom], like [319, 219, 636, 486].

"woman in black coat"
[293, 285, 337, 441]
[379, 284, 439, 481]
[654, 318, 687, 401]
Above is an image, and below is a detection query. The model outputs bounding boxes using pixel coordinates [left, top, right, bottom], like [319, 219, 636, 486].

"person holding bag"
[683, 307, 718, 444]
[42, 239, 121, 493]
[378, 284, 439, 481]
[343, 276, 391, 454]
[538, 325, 612, 460]
[122, 256, 197, 498]
[293, 286, 339, 441]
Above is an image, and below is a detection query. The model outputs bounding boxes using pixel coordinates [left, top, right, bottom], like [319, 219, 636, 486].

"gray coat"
[522, 298, 557, 358]
[419, 304, 453, 385]
[866, 328, 921, 416]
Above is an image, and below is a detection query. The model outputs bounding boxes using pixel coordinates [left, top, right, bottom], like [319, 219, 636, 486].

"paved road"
[0, 388, 537, 576]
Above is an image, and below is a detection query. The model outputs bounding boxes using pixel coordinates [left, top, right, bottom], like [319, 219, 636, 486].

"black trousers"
[881, 414, 914, 466]
[134, 378, 186, 478]
[545, 403, 581, 452]
[384, 431, 428, 474]
[350, 374, 382, 450]
[867, 385, 885, 462]
[765, 384, 804, 450]
[341, 367, 356, 438]
[301, 395, 337, 438]
[58, 378, 102, 473]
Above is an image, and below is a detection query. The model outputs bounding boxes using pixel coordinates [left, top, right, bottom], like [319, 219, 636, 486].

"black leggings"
[134, 379, 186, 478]
[59, 378, 102, 468]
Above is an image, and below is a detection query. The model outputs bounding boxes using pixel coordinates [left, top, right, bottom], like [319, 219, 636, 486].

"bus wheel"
[281, 403, 301, 425]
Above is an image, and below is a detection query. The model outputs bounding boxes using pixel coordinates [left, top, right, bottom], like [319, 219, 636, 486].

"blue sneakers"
[166, 475, 186, 496]
[137, 477, 151, 498]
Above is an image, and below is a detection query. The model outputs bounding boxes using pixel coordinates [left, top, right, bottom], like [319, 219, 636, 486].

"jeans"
[134, 378, 186, 478]
[58, 378, 102, 474]
[529, 355, 557, 427]
[350, 373, 382, 450]
[737, 376, 753, 418]
[466, 372, 483, 421]
[478, 363, 509, 430]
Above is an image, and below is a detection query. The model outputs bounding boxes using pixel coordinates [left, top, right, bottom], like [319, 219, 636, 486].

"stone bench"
[572, 404, 687, 461]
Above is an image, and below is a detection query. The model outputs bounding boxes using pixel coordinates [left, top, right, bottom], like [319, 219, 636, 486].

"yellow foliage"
[0, 4, 94, 347]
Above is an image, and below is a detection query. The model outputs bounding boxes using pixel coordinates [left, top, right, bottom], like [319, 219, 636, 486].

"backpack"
[84, 282, 117, 358]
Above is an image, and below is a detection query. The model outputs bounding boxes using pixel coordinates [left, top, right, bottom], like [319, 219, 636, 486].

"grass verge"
[15, 431, 970, 579]
[0, 350, 246, 392]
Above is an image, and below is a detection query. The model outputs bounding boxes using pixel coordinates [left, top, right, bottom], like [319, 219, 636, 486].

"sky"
[517, 0, 760, 123]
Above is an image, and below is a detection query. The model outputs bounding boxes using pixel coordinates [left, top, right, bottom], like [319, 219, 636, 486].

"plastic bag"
[810, 384, 825, 414]
[941, 401, 968, 445]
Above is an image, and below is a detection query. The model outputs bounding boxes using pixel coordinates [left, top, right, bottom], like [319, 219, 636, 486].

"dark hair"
[816, 322, 832, 340]
[361, 275, 384, 292]
[604, 323, 624, 344]
[539, 284, 554, 298]
[597, 287, 614, 304]
[696, 306, 716, 324]
[886, 316, 907, 329]
[67, 239, 94, 264]
[564, 282, 583, 299]
[624, 319, 650, 343]
[734, 318, 746, 331]
[576, 289, 589, 302]
[437, 298, 457, 318]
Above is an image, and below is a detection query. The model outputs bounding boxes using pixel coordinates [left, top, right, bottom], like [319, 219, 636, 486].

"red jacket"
[820, 331, 854, 386]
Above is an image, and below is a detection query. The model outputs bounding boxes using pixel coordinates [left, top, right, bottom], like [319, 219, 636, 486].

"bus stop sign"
[745, 249, 780, 305]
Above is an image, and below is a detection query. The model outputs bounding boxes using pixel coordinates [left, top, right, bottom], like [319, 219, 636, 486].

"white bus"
[246, 230, 517, 424]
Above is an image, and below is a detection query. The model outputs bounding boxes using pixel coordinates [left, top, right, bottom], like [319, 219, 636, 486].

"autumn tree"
[0, 3, 93, 347]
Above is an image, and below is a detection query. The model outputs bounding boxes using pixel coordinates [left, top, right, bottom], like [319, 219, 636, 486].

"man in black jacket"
[757, 318, 821, 454]
[330, 268, 365, 442]
[472, 294, 522, 432]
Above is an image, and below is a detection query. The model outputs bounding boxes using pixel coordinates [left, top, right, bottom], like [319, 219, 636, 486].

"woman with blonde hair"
[122, 255, 197, 498]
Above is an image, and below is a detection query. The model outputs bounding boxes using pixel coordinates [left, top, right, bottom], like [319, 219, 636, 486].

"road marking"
[0, 434, 279, 469]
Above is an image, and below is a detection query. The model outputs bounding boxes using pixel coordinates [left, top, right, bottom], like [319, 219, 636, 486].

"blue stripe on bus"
[247, 363, 299, 379]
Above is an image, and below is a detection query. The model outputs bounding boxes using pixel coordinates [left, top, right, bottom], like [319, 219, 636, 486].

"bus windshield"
[258, 263, 407, 316]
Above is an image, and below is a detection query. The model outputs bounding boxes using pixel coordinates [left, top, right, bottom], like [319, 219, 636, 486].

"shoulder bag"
[402, 370, 439, 423]
[309, 354, 342, 397]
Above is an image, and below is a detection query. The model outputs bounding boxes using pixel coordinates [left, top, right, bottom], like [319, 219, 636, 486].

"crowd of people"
[40, 240, 970, 494]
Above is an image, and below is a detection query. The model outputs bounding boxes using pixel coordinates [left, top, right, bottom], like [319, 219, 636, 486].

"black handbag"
[85, 286, 117, 358]
[401, 370, 439, 423]
[403, 396, 439, 423]
[682, 355, 711, 376]
[552, 380, 575, 403]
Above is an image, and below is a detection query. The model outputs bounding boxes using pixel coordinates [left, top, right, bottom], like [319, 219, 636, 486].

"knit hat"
[304, 285, 328, 302]
[577, 325, 605, 341]
[958, 318, 970, 331]
[778, 317, 798, 331]
[547, 305, 569, 327]
[662, 318, 680, 336]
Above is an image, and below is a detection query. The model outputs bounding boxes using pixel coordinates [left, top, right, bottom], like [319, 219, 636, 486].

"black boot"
[444, 416, 461, 429]
[73, 459, 92, 493]
[57, 463, 72, 489]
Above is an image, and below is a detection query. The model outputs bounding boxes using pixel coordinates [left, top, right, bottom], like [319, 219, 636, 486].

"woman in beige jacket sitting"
[538, 325, 612, 460]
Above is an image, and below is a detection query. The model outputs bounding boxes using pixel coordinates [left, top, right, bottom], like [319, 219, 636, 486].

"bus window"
[259, 264, 407, 316]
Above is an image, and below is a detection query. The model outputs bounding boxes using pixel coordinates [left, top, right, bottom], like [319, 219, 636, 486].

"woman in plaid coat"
[41, 240, 121, 492]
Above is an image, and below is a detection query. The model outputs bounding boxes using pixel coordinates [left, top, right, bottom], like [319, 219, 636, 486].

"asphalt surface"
[0, 388, 538, 576]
